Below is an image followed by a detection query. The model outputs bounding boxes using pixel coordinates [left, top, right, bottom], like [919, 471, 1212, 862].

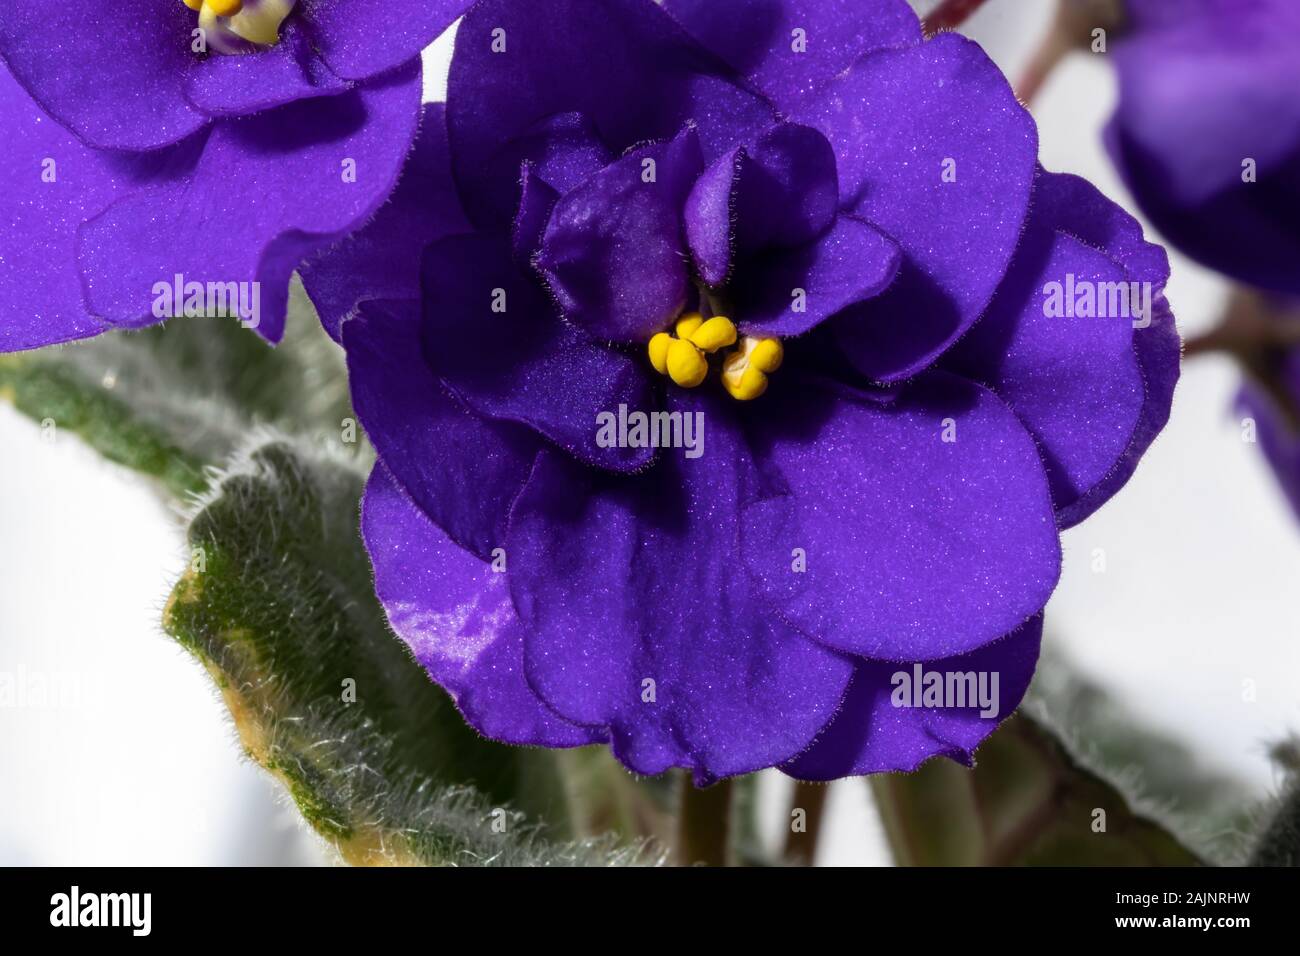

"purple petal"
[511, 164, 559, 268]
[184, 20, 349, 119]
[793, 34, 1037, 381]
[0, 63, 143, 351]
[685, 122, 840, 286]
[1027, 172, 1180, 529]
[741, 373, 1060, 660]
[735, 214, 900, 338]
[942, 181, 1147, 520]
[421, 233, 658, 471]
[0, 1, 206, 150]
[1237, 350, 1300, 521]
[537, 128, 703, 343]
[77, 61, 423, 343]
[343, 298, 543, 561]
[483, 111, 614, 213]
[683, 146, 741, 287]
[784, 616, 1042, 780]
[362, 461, 601, 747]
[447, 0, 774, 224]
[663, 0, 920, 111]
[1106, 0, 1300, 294]
[508, 392, 854, 782]
[301, 103, 468, 340]
[1111, 0, 1300, 205]
[302, 0, 468, 81]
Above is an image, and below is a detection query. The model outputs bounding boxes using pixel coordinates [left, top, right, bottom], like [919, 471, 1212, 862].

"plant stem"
[921, 0, 992, 37]
[782, 779, 829, 866]
[1016, 0, 1128, 104]
[675, 776, 733, 866]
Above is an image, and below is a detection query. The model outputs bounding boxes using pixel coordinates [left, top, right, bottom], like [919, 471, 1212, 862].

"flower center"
[182, 0, 297, 54]
[647, 313, 784, 401]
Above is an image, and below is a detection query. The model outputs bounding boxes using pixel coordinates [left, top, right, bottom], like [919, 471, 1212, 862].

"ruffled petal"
[683, 146, 741, 288]
[77, 60, 423, 343]
[0, 1, 206, 151]
[301, 103, 468, 340]
[0, 63, 152, 351]
[508, 392, 854, 782]
[537, 128, 703, 343]
[421, 233, 657, 471]
[663, 0, 920, 112]
[735, 214, 899, 338]
[362, 461, 600, 747]
[685, 121, 839, 286]
[793, 34, 1037, 381]
[481, 112, 614, 213]
[741, 373, 1060, 660]
[783, 616, 1042, 780]
[343, 299, 543, 560]
[184, 20, 349, 119]
[302, 0, 468, 81]
[511, 164, 559, 268]
[941, 174, 1148, 520]
[447, 0, 774, 224]
[1027, 171, 1180, 528]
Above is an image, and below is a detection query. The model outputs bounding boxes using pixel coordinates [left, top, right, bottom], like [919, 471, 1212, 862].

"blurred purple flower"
[0, 0, 469, 350]
[305, 0, 1180, 782]
[1106, 0, 1300, 295]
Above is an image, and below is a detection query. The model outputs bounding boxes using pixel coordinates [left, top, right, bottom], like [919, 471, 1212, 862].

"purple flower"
[305, 0, 1180, 782]
[1105, 0, 1300, 295]
[0, 0, 470, 351]
[1240, 344, 1300, 517]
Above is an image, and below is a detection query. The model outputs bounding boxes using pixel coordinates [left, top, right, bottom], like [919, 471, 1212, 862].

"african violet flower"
[303, 0, 1180, 782]
[1105, 0, 1300, 295]
[0, 0, 470, 351]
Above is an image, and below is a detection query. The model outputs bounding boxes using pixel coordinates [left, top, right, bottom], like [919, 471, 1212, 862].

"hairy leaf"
[163, 436, 659, 866]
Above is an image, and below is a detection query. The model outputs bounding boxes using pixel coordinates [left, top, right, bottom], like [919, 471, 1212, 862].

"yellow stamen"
[687, 315, 737, 354]
[675, 312, 704, 340]
[722, 335, 784, 401]
[666, 338, 708, 388]
[648, 332, 673, 376]
[187, 0, 296, 51]
[206, 0, 243, 16]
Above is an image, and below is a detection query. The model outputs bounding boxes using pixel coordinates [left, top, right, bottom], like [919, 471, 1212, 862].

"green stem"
[675, 776, 733, 866]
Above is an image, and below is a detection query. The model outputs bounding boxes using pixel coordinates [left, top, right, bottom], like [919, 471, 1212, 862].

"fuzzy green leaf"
[0, 279, 356, 497]
[162, 435, 659, 866]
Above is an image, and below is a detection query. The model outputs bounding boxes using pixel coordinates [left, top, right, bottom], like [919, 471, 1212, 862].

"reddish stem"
[921, 0, 992, 36]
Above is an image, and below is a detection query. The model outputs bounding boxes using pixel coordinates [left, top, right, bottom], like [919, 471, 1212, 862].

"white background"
[2, 1, 1298, 866]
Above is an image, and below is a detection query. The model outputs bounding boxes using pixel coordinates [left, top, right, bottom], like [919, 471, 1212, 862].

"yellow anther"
[183, 0, 204, 10]
[721, 335, 783, 401]
[205, 0, 243, 16]
[688, 315, 737, 354]
[749, 336, 783, 373]
[675, 312, 704, 340]
[722, 362, 769, 401]
[648, 332, 673, 376]
[666, 338, 708, 388]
